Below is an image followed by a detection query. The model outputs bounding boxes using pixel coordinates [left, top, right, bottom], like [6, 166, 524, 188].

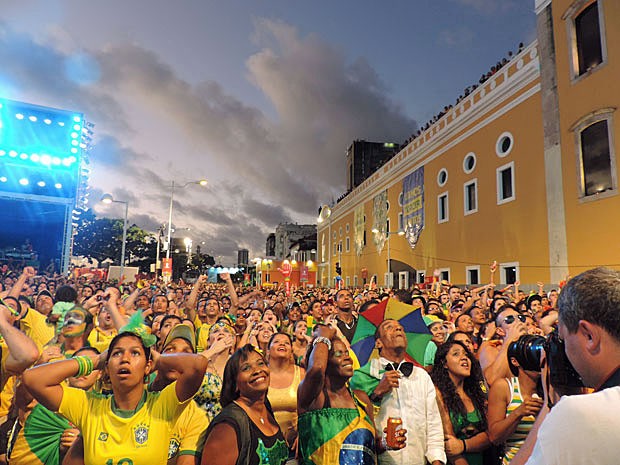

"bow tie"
[384, 361, 414, 377]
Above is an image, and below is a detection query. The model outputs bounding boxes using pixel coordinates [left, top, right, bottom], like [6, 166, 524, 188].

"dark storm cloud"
[0, 18, 415, 260]
[128, 213, 162, 232]
[241, 197, 292, 226]
[90, 135, 152, 169]
[247, 19, 416, 192]
[89, 20, 414, 215]
[0, 21, 131, 135]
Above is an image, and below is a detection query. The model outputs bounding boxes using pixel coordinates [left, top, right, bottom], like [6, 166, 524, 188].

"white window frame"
[384, 272, 394, 288]
[439, 268, 451, 283]
[465, 265, 481, 285]
[438, 191, 449, 223]
[398, 212, 404, 231]
[563, 0, 608, 84]
[496, 131, 514, 158]
[437, 168, 449, 187]
[417, 270, 426, 284]
[398, 271, 409, 290]
[346, 223, 350, 233]
[463, 152, 477, 174]
[345, 236, 350, 252]
[333, 243, 337, 257]
[346, 276, 351, 287]
[354, 275, 359, 286]
[499, 261, 520, 285]
[497, 161, 516, 205]
[463, 178, 478, 215]
[571, 109, 617, 201]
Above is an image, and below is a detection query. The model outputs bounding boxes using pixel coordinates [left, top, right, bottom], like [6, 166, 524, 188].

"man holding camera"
[515, 267, 620, 465]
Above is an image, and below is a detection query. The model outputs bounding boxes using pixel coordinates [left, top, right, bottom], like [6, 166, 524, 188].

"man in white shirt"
[351, 319, 446, 465]
[514, 267, 620, 465]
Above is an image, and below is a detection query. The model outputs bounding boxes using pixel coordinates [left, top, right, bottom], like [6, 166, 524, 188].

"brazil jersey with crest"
[58, 382, 190, 465]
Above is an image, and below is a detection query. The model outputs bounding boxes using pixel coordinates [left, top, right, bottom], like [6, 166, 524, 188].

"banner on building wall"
[402, 167, 425, 249]
[354, 204, 365, 256]
[373, 190, 388, 253]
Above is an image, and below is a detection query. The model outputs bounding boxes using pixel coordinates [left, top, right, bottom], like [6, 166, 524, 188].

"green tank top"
[449, 408, 485, 465]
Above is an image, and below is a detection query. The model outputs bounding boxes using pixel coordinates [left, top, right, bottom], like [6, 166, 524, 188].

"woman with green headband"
[22, 324, 209, 465]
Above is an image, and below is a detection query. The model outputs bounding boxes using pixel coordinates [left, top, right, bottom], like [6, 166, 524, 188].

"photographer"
[512, 267, 620, 465]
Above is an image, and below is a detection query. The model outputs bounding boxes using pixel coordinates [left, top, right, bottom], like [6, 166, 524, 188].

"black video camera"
[507, 331, 584, 389]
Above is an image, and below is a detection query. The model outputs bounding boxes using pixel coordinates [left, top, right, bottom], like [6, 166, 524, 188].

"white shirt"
[371, 357, 446, 465]
[526, 386, 620, 465]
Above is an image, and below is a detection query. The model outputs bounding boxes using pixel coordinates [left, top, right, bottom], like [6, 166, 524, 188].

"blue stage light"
[19, 178, 29, 186]
[37, 181, 46, 187]
[0, 177, 6, 182]
[1, 99, 86, 199]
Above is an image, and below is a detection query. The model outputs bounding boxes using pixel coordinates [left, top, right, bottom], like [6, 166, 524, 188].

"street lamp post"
[372, 228, 404, 288]
[101, 194, 129, 280]
[317, 205, 332, 287]
[164, 179, 207, 281]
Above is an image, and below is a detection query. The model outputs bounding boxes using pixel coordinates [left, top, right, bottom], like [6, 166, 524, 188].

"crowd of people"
[398, 42, 527, 152]
[0, 261, 617, 464]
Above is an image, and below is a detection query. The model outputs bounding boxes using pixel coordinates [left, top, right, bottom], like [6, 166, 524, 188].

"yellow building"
[317, 0, 619, 288]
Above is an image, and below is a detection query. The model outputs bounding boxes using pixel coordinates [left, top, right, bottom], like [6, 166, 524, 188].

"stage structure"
[0, 98, 93, 273]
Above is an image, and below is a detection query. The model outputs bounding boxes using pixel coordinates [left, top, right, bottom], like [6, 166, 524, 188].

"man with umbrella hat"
[351, 318, 446, 465]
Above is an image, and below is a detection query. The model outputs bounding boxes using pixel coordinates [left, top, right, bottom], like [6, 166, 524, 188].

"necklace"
[340, 316, 355, 330]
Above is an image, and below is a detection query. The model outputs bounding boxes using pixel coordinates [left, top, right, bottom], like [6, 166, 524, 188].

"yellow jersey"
[168, 400, 210, 463]
[87, 327, 118, 353]
[58, 382, 190, 465]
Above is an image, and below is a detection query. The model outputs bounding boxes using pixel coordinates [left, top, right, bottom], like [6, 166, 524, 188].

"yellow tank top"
[267, 365, 302, 440]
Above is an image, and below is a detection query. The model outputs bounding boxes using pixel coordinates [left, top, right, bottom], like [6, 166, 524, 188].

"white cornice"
[535, 0, 552, 15]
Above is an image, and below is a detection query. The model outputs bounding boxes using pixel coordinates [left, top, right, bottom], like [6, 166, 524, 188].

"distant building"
[288, 234, 317, 262]
[274, 223, 316, 260]
[266, 233, 276, 257]
[346, 140, 398, 191]
[237, 248, 249, 267]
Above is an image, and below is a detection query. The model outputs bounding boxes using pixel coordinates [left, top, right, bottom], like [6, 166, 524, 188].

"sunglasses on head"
[502, 314, 527, 325]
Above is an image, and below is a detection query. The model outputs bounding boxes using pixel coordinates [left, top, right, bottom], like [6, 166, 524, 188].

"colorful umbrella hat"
[351, 298, 432, 366]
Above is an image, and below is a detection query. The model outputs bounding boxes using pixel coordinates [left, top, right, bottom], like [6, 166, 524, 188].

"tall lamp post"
[317, 205, 332, 287]
[164, 179, 207, 280]
[371, 228, 404, 288]
[101, 194, 129, 280]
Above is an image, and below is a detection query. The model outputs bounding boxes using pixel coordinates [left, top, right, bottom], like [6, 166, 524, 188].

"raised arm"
[220, 273, 239, 311]
[8, 266, 36, 299]
[23, 350, 105, 411]
[122, 286, 142, 313]
[297, 325, 334, 414]
[151, 351, 208, 402]
[0, 304, 39, 377]
[186, 275, 207, 322]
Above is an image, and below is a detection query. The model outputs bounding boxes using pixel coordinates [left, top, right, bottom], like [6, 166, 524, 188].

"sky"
[0, 0, 536, 264]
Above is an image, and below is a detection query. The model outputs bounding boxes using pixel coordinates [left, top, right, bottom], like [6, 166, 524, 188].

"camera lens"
[507, 334, 546, 373]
